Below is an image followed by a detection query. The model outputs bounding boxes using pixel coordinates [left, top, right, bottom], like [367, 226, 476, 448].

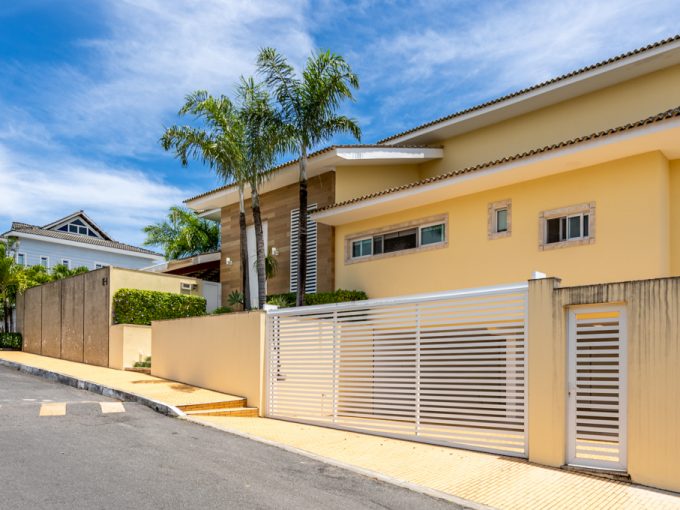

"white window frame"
[418, 221, 446, 247]
[346, 214, 448, 264]
[351, 237, 374, 259]
[61, 258, 71, 269]
[40, 256, 49, 268]
[16, 252, 26, 266]
[488, 199, 512, 239]
[539, 202, 595, 250]
[94, 262, 105, 269]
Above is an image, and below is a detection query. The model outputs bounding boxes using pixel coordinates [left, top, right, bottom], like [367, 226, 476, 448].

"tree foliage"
[143, 206, 220, 260]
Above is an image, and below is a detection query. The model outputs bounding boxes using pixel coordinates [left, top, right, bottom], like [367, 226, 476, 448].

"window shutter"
[290, 204, 318, 293]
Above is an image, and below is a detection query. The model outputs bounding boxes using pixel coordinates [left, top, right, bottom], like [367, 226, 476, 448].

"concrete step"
[178, 399, 247, 412]
[184, 406, 259, 417]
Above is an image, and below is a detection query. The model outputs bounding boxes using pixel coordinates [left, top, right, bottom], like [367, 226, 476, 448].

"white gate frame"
[265, 282, 530, 457]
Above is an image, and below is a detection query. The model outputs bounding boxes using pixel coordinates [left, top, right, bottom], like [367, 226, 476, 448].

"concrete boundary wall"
[151, 311, 266, 412]
[528, 276, 680, 493]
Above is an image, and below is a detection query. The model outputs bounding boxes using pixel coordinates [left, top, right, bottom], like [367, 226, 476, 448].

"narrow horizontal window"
[383, 228, 417, 253]
[540, 203, 595, 249]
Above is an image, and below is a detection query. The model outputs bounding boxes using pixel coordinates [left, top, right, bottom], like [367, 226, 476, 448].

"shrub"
[266, 295, 292, 308]
[227, 290, 244, 307]
[304, 289, 368, 306]
[133, 356, 151, 368]
[113, 289, 206, 325]
[0, 332, 21, 350]
[266, 289, 367, 307]
[212, 306, 233, 315]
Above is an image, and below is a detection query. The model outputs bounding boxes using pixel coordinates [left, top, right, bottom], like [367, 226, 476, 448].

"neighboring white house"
[1, 211, 163, 270]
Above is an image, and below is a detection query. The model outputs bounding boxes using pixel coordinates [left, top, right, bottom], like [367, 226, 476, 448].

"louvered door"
[567, 306, 627, 471]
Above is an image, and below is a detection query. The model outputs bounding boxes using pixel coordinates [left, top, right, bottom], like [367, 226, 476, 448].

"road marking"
[39, 403, 66, 417]
[100, 402, 125, 414]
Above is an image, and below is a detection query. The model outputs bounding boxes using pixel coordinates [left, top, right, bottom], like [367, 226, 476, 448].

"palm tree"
[161, 93, 252, 309]
[257, 48, 361, 306]
[236, 77, 286, 308]
[0, 238, 26, 332]
[143, 206, 220, 260]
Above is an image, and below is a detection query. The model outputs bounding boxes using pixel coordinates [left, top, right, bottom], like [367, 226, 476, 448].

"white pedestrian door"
[567, 306, 627, 471]
[246, 222, 268, 309]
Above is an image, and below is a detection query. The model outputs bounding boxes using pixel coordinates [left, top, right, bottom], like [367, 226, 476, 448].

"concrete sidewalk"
[0, 351, 243, 413]
[2, 351, 679, 510]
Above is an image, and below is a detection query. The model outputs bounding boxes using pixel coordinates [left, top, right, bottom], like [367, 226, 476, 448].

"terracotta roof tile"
[316, 106, 680, 214]
[377, 34, 680, 144]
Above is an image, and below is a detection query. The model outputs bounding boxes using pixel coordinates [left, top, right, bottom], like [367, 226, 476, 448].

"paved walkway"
[0, 351, 243, 409]
[2, 351, 679, 510]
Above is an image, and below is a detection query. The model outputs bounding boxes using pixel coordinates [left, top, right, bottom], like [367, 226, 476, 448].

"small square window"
[78, 226, 88, 235]
[16, 253, 26, 266]
[68, 224, 78, 233]
[488, 200, 512, 239]
[61, 259, 71, 269]
[40, 256, 49, 268]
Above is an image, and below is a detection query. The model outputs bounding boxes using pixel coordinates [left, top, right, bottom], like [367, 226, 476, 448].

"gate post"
[527, 276, 565, 467]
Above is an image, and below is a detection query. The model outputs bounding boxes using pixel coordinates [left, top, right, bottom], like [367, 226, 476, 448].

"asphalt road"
[0, 366, 460, 510]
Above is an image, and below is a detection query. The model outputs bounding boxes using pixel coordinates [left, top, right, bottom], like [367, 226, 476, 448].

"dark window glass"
[72, 218, 85, 226]
[583, 214, 589, 237]
[383, 228, 417, 253]
[546, 218, 561, 244]
[373, 236, 383, 255]
[68, 224, 78, 233]
[58, 225, 68, 232]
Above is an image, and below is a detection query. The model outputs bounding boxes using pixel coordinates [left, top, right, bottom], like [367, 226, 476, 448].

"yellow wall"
[335, 164, 420, 203]
[108, 324, 151, 370]
[336, 152, 671, 297]
[151, 311, 266, 412]
[670, 160, 680, 275]
[528, 277, 680, 493]
[417, 65, 680, 179]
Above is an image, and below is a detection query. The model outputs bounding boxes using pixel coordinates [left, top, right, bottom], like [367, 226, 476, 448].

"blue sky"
[1, 0, 679, 246]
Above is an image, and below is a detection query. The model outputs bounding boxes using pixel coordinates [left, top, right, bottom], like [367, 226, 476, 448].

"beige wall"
[528, 277, 680, 493]
[670, 159, 680, 276]
[108, 324, 151, 370]
[151, 311, 266, 411]
[335, 152, 671, 297]
[418, 65, 680, 179]
[335, 164, 420, 203]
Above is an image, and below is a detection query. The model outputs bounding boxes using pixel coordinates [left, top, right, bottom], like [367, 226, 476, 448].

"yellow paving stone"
[190, 415, 680, 510]
[0, 351, 244, 408]
[39, 402, 65, 416]
[100, 402, 125, 414]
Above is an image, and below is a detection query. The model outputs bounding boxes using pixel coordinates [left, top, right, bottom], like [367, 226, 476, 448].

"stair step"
[178, 399, 247, 412]
[185, 407, 259, 417]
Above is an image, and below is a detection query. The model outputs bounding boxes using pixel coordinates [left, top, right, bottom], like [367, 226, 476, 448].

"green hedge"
[0, 332, 22, 350]
[267, 289, 368, 308]
[113, 289, 206, 325]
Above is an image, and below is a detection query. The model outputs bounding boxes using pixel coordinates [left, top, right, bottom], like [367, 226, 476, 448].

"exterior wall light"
[271, 247, 279, 256]
[225, 257, 233, 266]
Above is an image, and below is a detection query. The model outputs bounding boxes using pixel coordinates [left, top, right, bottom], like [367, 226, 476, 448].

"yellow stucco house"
[310, 35, 680, 297]
[182, 36, 680, 493]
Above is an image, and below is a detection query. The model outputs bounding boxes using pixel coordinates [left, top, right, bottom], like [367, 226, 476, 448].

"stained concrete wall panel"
[61, 276, 84, 362]
[22, 287, 42, 354]
[15, 292, 24, 336]
[83, 268, 109, 367]
[40, 281, 62, 358]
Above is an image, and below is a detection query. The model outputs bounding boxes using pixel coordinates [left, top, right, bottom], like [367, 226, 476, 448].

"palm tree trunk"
[296, 146, 308, 307]
[238, 184, 251, 311]
[250, 181, 267, 310]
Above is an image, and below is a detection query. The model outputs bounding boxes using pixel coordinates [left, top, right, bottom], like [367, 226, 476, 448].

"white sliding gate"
[265, 283, 529, 457]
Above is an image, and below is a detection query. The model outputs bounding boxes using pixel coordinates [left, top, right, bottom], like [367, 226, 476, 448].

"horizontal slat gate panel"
[266, 283, 528, 457]
[568, 309, 626, 471]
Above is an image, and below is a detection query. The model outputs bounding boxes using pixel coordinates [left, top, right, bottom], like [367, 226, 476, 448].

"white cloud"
[0, 0, 313, 243]
[360, 0, 680, 136]
[0, 144, 190, 245]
